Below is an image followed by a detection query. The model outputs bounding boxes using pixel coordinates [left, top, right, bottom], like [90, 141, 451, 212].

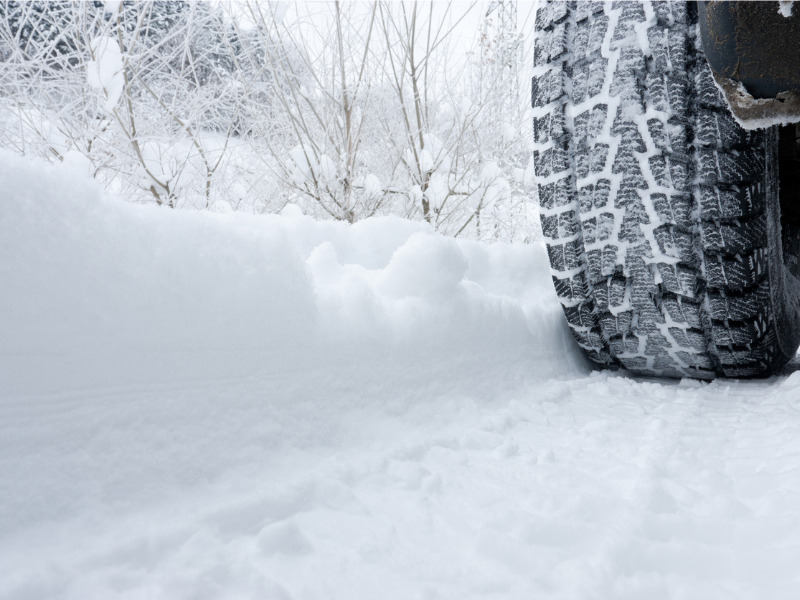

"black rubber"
[532, 0, 800, 378]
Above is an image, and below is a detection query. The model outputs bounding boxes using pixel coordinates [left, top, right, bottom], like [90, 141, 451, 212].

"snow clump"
[86, 36, 124, 112]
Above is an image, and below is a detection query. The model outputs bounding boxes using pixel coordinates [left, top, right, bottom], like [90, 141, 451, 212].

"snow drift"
[0, 150, 580, 397]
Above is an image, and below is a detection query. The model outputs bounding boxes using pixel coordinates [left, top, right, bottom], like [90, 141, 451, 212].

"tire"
[532, 0, 800, 378]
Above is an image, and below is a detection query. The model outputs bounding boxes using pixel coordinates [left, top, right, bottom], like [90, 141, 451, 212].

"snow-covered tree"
[234, 1, 394, 222]
[0, 0, 537, 239]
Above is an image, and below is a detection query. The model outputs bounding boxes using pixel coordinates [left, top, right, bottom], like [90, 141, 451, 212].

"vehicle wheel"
[532, 0, 800, 378]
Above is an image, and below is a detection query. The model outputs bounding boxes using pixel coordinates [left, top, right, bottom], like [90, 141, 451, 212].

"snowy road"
[4, 361, 800, 599]
[3, 154, 800, 599]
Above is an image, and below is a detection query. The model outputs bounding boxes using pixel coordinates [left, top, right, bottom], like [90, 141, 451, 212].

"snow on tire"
[532, 1, 800, 378]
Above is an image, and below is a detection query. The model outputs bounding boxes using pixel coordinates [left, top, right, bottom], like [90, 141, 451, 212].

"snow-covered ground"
[2, 151, 800, 599]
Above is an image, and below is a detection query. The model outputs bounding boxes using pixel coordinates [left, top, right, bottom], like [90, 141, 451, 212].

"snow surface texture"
[3, 151, 800, 599]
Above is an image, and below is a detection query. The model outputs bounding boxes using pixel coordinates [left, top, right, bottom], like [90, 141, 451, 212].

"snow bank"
[0, 149, 583, 396]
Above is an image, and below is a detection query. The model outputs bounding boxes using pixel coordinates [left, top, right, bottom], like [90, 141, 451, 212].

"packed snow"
[3, 151, 800, 599]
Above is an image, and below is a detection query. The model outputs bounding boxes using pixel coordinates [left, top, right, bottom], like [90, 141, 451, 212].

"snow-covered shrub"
[0, 0, 536, 239]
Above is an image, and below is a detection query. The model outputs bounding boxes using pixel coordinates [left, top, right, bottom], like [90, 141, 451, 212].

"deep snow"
[2, 151, 800, 599]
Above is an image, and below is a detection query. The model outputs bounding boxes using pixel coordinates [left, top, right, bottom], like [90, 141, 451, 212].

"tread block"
[653, 224, 695, 262]
[696, 110, 759, 149]
[600, 310, 633, 337]
[697, 184, 765, 220]
[552, 272, 591, 302]
[533, 103, 567, 145]
[533, 31, 551, 68]
[668, 328, 706, 352]
[572, 20, 591, 61]
[722, 362, 769, 378]
[582, 212, 615, 245]
[575, 149, 590, 179]
[534, 144, 570, 178]
[644, 331, 671, 356]
[675, 351, 714, 370]
[649, 154, 690, 191]
[608, 274, 627, 308]
[532, 69, 567, 108]
[587, 15, 609, 56]
[712, 313, 770, 347]
[609, 334, 642, 357]
[648, 26, 688, 74]
[716, 347, 763, 369]
[564, 301, 596, 327]
[651, 192, 693, 224]
[707, 284, 771, 321]
[610, 48, 645, 105]
[700, 214, 767, 255]
[666, 119, 690, 150]
[547, 242, 566, 271]
[612, 148, 646, 186]
[698, 148, 764, 185]
[621, 356, 649, 370]
[612, 114, 647, 152]
[590, 144, 609, 173]
[571, 60, 608, 104]
[637, 305, 667, 332]
[695, 65, 726, 108]
[549, 22, 569, 62]
[586, 246, 619, 285]
[574, 105, 608, 148]
[541, 214, 557, 240]
[572, 329, 608, 356]
[550, 238, 584, 271]
[564, 238, 584, 270]
[537, 177, 574, 211]
[619, 203, 649, 243]
[536, 22, 570, 67]
[647, 118, 669, 151]
[594, 179, 611, 208]
[653, 1, 688, 26]
[611, 2, 646, 48]
[559, 209, 581, 238]
[536, 1, 570, 32]
[663, 296, 703, 329]
[578, 185, 594, 214]
[579, 181, 613, 212]
[597, 212, 615, 241]
[575, 1, 605, 23]
[657, 263, 699, 298]
[647, 73, 689, 115]
[704, 248, 768, 290]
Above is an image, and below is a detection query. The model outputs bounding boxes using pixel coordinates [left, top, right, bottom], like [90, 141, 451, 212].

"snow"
[3, 151, 800, 599]
[87, 36, 124, 112]
[779, 1, 794, 18]
[361, 173, 382, 199]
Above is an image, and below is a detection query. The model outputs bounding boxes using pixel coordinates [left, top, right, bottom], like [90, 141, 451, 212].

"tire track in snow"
[574, 369, 800, 599]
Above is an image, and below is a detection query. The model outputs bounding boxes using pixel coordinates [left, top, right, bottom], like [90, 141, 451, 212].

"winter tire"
[532, 1, 800, 378]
